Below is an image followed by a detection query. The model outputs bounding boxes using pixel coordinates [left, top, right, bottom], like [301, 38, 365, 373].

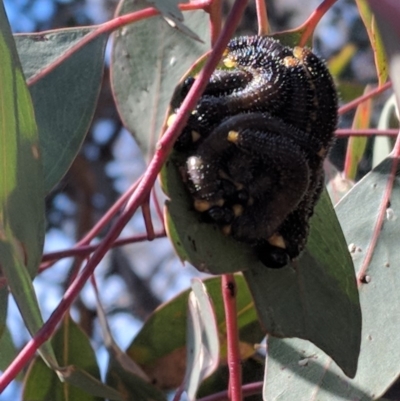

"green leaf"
[0, 2, 56, 367]
[0, 287, 8, 340]
[0, 326, 18, 376]
[162, 153, 362, 376]
[244, 190, 361, 378]
[23, 316, 109, 401]
[328, 44, 357, 77]
[355, 0, 389, 86]
[111, 0, 210, 157]
[94, 288, 165, 401]
[15, 28, 108, 193]
[367, 0, 400, 101]
[162, 153, 258, 273]
[145, 0, 203, 41]
[127, 275, 263, 390]
[264, 157, 400, 400]
[344, 85, 372, 180]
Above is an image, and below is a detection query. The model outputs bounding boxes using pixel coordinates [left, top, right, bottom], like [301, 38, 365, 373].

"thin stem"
[221, 274, 242, 401]
[151, 187, 165, 227]
[39, 177, 142, 271]
[255, 0, 269, 35]
[198, 381, 263, 401]
[141, 196, 155, 240]
[297, 0, 339, 46]
[40, 231, 166, 269]
[357, 131, 400, 285]
[0, 0, 249, 390]
[207, 0, 223, 46]
[26, 1, 211, 86]
[339, 81, 392, 115]
[335, 128, 399, 137]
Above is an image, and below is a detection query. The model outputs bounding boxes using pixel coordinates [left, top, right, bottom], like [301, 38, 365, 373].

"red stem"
[0, 0, 249, 390]
[255, 0, 269, 35]
[39, 231, 165, 268]
[198, 381, 263, 401]
[221, 274, 242, 401]
[336, 129, 398, 137]
[296, 0, 339, 47]
[38, 177, 142, 271]
[207, 0, 223, 46]
[26, 1, 212, 86]
[356, 131, 400, 284]
[141, 196, 155, 240]
[339, 81, 392, 115]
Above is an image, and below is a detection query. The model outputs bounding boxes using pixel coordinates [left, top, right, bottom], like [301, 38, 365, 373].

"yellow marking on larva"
[293, 46, 305, 60]
[247, 196, 254, 206]
[268, 233, 286, 249]
[216, 198, 225, 207]
[218, 169, 230, 180]
[227, 130, 239, 143]
[232, 204, 244, 217]
[167, 113, 177, 127]
[191, 130, 201, 142]
[234, 182, 244, 190]
[317, 147, 326, 157]
[222, 225, 232, 236]
[194, 199, 212, 212]
[283, 56, 298, 68]
[223, 57, 237, 69]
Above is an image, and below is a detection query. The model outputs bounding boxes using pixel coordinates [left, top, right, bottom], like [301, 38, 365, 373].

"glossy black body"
[173, 36, 338, 268]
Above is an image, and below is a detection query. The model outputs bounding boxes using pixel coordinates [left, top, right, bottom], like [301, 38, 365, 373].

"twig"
[335, 129, 398, 137]
[198, 381, 263, 401]
[297, 0, 339, 46]
[255, 0, 269, 35]
[339, 81, 392, 115]
[222, 274, 242, 401]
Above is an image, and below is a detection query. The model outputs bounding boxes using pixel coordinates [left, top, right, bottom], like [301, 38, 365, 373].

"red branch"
[339, 81, 392, 115]
[297, 0, 339, 47]
[198, 381, 263, 401]
[357, 131, 400, 284]
[336, 128, 398, 137]
[221, 274, 242, 401]
[26, 1, 212, 86]
[39, 231, 166, 269]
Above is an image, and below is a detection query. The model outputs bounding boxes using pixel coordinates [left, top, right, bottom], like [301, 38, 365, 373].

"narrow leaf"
[328, 43, 357, 77]
[127, 275, 263, 390]
[94, 291, 166, 401]
[23, 315, 107, 401]
[182, 279, 219, 400]
[355, 0, 389, 85]
[344, 85, 372, 180]
[0, 3, 56, 366]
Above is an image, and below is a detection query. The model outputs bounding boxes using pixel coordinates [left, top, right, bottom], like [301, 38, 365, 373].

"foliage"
[0, 0, 400, 400]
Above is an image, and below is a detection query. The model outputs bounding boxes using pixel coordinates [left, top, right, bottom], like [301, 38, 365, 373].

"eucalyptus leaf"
[264, 157, 400, 400]
[15, 28, 107, 193]
[111, 0, 210, 157]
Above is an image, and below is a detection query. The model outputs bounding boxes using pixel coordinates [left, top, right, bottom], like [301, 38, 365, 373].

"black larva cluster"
[173, 35, 337, 268]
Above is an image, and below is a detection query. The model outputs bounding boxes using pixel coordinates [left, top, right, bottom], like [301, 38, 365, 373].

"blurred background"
[1, 0, 385, 399]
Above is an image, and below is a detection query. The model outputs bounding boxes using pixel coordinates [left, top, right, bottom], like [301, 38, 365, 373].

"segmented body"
[173, 35, 337, 268]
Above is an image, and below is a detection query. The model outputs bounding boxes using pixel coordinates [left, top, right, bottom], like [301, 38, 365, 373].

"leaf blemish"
[386, 207, 396, 221]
